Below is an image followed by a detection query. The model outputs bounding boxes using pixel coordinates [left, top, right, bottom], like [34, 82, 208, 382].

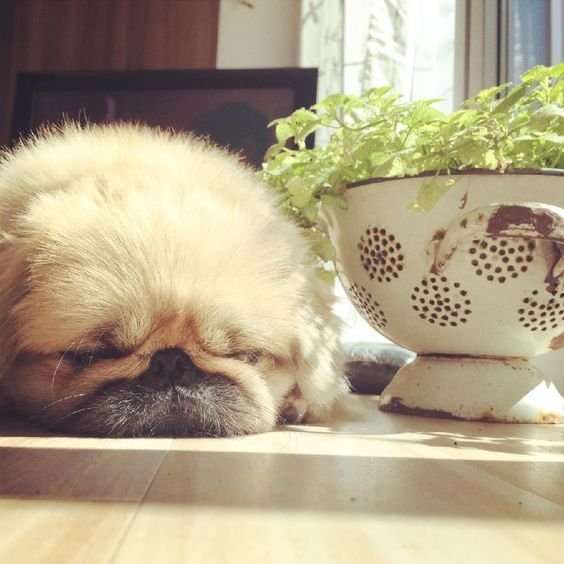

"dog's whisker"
[51, 406, 97, 427]
[27, 392, 89, 422]
[70, 334, 88, 364]
[51, 341, 77, 398]
[88, 330, 107, 368]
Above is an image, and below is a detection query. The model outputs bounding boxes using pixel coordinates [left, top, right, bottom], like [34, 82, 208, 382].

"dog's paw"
[278, 385, 309, 424]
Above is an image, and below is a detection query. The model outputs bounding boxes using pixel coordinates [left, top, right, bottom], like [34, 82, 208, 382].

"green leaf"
[275, 121, 294, 145]
[463, 83, 510, 107]
[287, 177, 315, 208]
[291, 191, 312, 208]
[492, 84, 528, 114]
[308, 230, 337, 262]
[320, 194, 348, 209]
[542, 132, 564, 144]
[316, 268, 337, 284]
[455, 141, 489, 166]
[404, 103, 447, 125]
[482, 150, 499, 169]
[292, 108, 318, 122]
[301, 201, 320, 224]
[409, 177, 458, 213]
[530, 104, 564, 131]
[263, 142, 285, 163]
[520, 64, 551, 84]
[314, 93, 348, 113]
[294, 122, 320, 148]
[367, 154, 391, 175]
[547, 62, 564, 78]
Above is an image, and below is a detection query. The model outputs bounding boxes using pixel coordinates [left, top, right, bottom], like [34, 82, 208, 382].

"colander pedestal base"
[379, 355, 564, 423]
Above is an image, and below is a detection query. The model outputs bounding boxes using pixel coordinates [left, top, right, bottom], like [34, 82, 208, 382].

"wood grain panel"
[0, 0, 220, 146]
[0, 0, 16, 145]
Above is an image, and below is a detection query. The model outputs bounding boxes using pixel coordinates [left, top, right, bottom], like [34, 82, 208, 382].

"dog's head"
[0, 125, 345, 437]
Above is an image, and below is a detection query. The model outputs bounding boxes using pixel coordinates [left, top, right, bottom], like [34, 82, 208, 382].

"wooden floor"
[1, 395, 563, 564]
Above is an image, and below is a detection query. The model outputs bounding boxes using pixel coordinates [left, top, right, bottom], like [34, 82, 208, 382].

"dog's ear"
[290, 276, 349, 416]
[0, 233, 27, 384]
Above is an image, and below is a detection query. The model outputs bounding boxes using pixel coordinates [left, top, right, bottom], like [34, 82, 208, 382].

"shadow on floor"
[1, 443, 563, 520]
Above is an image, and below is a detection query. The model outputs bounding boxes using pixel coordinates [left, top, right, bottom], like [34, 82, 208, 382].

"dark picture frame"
[10, 68, 318, 167]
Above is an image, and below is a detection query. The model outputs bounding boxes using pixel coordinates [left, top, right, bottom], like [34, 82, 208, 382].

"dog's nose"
[140, 348, 200, 387]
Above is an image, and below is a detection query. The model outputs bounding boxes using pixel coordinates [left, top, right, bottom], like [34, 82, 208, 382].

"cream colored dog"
[0, 123, 347, 436]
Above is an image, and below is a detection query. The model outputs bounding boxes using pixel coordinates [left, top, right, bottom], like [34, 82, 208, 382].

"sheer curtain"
[300, 0, 455, 106]
[300, 0, 456, 343]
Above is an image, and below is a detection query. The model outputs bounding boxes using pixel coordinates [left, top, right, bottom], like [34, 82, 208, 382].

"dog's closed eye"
[66, 346, 128, 369]
[227, 350, 263, 365]
[243, 350, 262, 364]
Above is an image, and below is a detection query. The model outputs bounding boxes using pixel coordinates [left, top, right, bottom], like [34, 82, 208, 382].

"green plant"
[261, 64, 564, 277]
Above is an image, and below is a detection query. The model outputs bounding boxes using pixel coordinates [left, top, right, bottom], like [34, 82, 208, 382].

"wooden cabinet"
[0, 0, 220, 146]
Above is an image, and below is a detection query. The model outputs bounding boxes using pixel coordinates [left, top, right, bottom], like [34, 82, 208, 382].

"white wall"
[217, 0, 301, 68]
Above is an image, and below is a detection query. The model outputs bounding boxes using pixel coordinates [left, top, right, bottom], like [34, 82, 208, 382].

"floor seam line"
[106, 438, 174, 564]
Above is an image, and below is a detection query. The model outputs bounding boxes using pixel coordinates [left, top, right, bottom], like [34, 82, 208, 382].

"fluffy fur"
[0, 123, 347, 437]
